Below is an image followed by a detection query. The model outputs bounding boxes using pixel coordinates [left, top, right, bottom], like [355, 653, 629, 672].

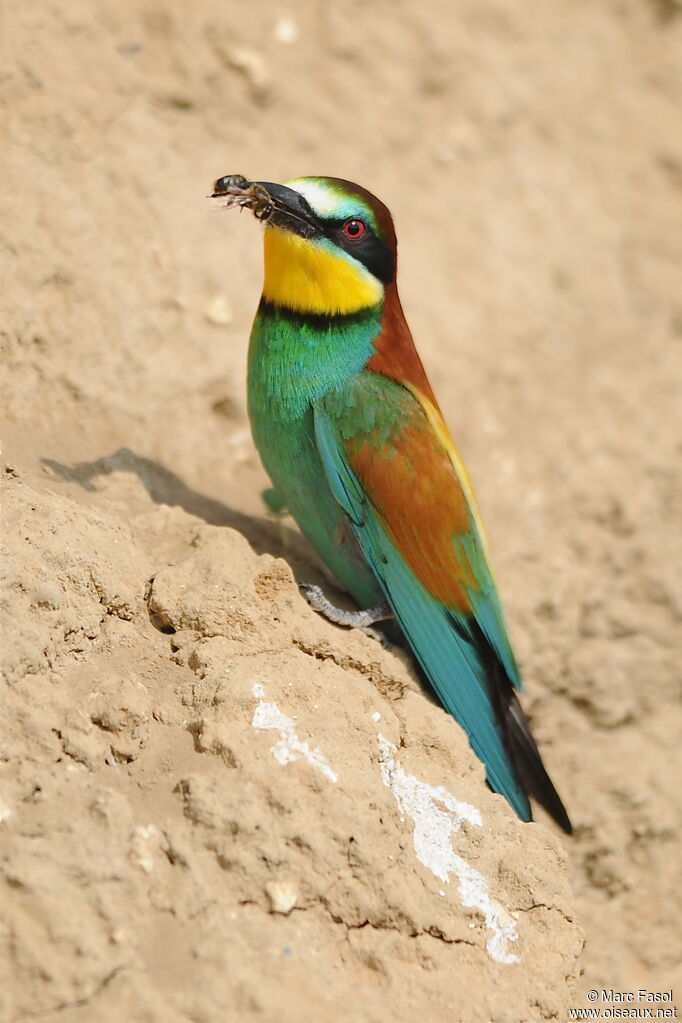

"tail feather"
[506, 695, 573, 834]
[453, 612, 573, 834]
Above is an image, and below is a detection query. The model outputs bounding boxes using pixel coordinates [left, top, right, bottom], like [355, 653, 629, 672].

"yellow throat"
[262, 226, 384, 315]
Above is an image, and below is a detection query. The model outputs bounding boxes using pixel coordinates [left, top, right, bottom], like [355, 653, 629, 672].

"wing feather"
[314, 375, 532, 819]
[315, 371, 572, 832]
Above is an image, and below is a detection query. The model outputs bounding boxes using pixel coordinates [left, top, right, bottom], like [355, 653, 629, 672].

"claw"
[299, 582, 392, 634]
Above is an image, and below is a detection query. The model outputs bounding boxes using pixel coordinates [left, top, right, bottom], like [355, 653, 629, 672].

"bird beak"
[212, 175, 320, 239]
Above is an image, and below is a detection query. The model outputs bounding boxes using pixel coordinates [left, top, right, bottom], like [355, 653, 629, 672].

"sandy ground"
[2, 0, 681, 1019]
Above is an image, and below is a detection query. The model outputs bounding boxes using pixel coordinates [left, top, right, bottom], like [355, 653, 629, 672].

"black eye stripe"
[318, 216, 395, 284]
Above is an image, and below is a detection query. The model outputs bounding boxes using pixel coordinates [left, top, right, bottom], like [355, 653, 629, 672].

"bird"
[212, 173, 572, 833]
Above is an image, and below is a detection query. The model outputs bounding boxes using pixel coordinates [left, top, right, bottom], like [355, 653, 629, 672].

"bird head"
[213, 175, 397, 316]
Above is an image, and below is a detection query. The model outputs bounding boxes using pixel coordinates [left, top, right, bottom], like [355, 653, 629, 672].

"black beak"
[212, 176, 320, 239]
[255, 181, 321, 238]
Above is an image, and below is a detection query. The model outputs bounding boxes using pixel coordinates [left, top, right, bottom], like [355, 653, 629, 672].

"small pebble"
[266, 880, 298, 915]
[205, 295, 233, 326]
[274, 16, 298, 45]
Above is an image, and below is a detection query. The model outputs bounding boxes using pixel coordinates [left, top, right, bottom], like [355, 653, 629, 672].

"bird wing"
[314, 369, 532, 819]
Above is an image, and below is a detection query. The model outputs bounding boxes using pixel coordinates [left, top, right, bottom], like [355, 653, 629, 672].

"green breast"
[247, 301, 384, 607]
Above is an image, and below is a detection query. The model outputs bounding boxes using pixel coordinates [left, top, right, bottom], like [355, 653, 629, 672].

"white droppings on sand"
[377, 734, 519, 964]
[252, 684, 338, 783]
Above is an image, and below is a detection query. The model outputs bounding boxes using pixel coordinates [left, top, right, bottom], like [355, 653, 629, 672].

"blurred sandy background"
[2, 0, 681, 1019]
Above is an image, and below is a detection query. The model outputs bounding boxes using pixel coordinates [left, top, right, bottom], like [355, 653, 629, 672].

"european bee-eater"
[212, 173, 572, 833]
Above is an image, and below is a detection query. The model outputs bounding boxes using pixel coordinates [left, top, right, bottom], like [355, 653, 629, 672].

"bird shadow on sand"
[41, 446, 440, 705]
[41, 446, 346, 593]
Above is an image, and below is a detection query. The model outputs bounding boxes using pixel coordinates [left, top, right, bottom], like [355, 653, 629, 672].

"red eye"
[343, 219, 366, 240]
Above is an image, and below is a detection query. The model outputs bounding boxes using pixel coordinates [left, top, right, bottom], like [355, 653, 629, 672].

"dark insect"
[211, 175, 273, 221]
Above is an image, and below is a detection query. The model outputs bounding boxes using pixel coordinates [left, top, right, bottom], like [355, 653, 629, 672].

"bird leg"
[299, 583, 392, 640]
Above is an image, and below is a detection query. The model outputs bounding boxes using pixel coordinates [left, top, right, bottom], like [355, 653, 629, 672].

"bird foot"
[299, 583, 392, 644]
